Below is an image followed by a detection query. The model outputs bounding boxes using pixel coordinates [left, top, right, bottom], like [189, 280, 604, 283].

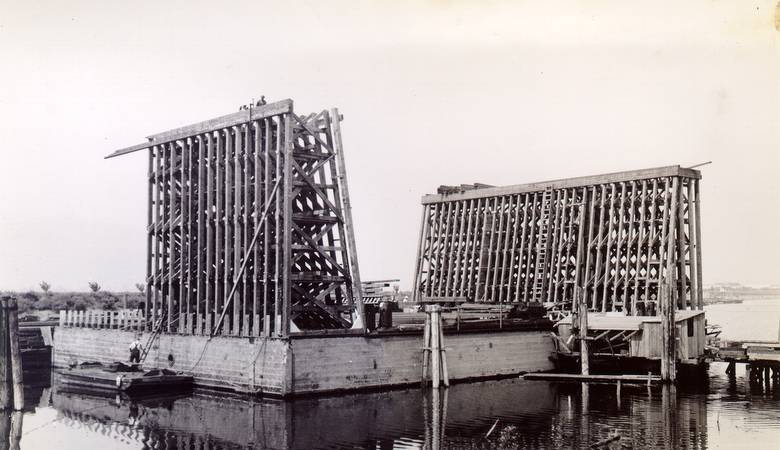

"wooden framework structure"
[412, 166, 703, 316]
[106, 99, 363, 337]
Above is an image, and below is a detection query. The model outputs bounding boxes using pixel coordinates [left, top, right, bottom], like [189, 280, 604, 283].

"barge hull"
[54, 327, 554, 396]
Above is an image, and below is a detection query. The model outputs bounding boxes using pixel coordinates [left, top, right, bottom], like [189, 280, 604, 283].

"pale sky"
[1, 1, 778, 292]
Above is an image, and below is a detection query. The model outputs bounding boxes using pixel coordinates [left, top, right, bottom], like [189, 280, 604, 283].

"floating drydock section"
[54, 99, 555, 396]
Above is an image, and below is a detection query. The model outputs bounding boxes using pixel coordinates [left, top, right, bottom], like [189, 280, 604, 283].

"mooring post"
[430, 306, 440, 389]
[7, 299, 23, 411]
[423, 304, 449, 389]
[0, 297, 9, 410]
[577, 287, 590, 376]
[660, 282, 677, 383]
[421, 310, 431, 386]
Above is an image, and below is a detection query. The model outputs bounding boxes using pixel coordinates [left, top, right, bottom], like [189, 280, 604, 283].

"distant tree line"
[2, 281, 146, 314]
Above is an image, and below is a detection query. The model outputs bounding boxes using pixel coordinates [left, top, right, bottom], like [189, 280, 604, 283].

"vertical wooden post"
[224, 129, 234, 335]
[233, 126, 243, 336]
[446, 201, 462, 298]
[437, 202, 454, 297]
[145, 148, 154, 330]
[252, 121, 262, 336]
[579, 287, 590, 376]
[574, 188, 590, 376]
[206, 133, 215, 335]
[593, 186, 606, 312]
[439, 310, 449, 387]
[7, 299, 23, 410]
[330, 108, 364, 326]
[242, 124, 251, 336]
[491, 197, 508, 302]
[153, 145, 162, 328]
[421, 310, 431, 385]
[660, 281, 676, 383]
[281, 115, 293, 337]
[215, 132, 225, 335]
[693, 179, 704, 310]
[602, 183, 616, 312]
[185, 138, 194, 335]
[514, 194, 529, 303]
[273, 116, 282, 337]
[262, 119, 272, 337]
[423, 304, 449, 389]
[0, 298, 9, 410]
[583, 187, 597, 310]
[430, 306, 441, 389]
[454, 200, 470, 298]
[412, 206, 428, 304]
[644, 179, 659, 307]
[466, 199, 483, 299]
[676, 180, 688, 309]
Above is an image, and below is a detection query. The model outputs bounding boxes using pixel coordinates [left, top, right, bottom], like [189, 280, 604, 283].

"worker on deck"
[129, 334, 142, 363]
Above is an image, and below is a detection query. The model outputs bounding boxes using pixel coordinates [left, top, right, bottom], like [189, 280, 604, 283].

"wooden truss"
[107, 99, 363, 336]
[412, 166, 703, 316]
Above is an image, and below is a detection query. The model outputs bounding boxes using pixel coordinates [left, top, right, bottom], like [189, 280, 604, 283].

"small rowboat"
[58, 362, 193, 395]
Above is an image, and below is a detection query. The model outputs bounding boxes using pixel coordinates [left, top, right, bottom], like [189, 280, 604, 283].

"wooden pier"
[711, 341, 780, 382]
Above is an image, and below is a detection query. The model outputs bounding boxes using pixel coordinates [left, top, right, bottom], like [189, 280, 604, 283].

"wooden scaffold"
[412, 165, 703, 317]
[106, 99, 363, 337]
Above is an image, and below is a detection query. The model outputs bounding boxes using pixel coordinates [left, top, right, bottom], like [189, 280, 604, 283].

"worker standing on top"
[129, 334, 142, 364]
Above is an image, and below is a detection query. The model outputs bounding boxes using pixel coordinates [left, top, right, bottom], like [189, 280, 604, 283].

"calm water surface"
[3, 298, 779, 449]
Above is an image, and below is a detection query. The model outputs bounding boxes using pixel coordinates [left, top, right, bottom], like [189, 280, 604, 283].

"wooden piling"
[0, 298, 9, 410]
[423, 304, 449, 388]
[421, 312, 431, 385]
[6, 299, 23, 410]
[579, 287, 590, 376]
[431, 307, 441, 389]
[660, 282, 676, 383]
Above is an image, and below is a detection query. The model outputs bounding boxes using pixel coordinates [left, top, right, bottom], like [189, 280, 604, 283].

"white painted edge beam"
[421, 165, 702, 204]
[105, 99, 294, 159]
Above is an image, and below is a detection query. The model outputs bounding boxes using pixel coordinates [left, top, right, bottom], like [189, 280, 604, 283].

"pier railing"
[59, 309, 148, 331]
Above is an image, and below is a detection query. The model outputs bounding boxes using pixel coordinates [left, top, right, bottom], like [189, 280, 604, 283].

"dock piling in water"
[422, 305, 449, 388]
[0, 298, 9, 409]
[0, 297, 24, 411]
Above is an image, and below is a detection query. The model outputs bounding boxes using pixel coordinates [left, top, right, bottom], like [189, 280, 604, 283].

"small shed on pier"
[557, 310, 706, 362]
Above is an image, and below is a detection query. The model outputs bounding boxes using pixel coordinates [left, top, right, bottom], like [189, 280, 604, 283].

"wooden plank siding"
[112, 104, 362, 336]
[414, 167, 702, 316]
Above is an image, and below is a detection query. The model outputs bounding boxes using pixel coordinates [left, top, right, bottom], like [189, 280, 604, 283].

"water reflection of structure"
[51, 376, 558, 450]
[6, 374, 729, 450]
[0, 411, 23, 450]
[548, 383, 707, 449]
[422, 388, 447, 450]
